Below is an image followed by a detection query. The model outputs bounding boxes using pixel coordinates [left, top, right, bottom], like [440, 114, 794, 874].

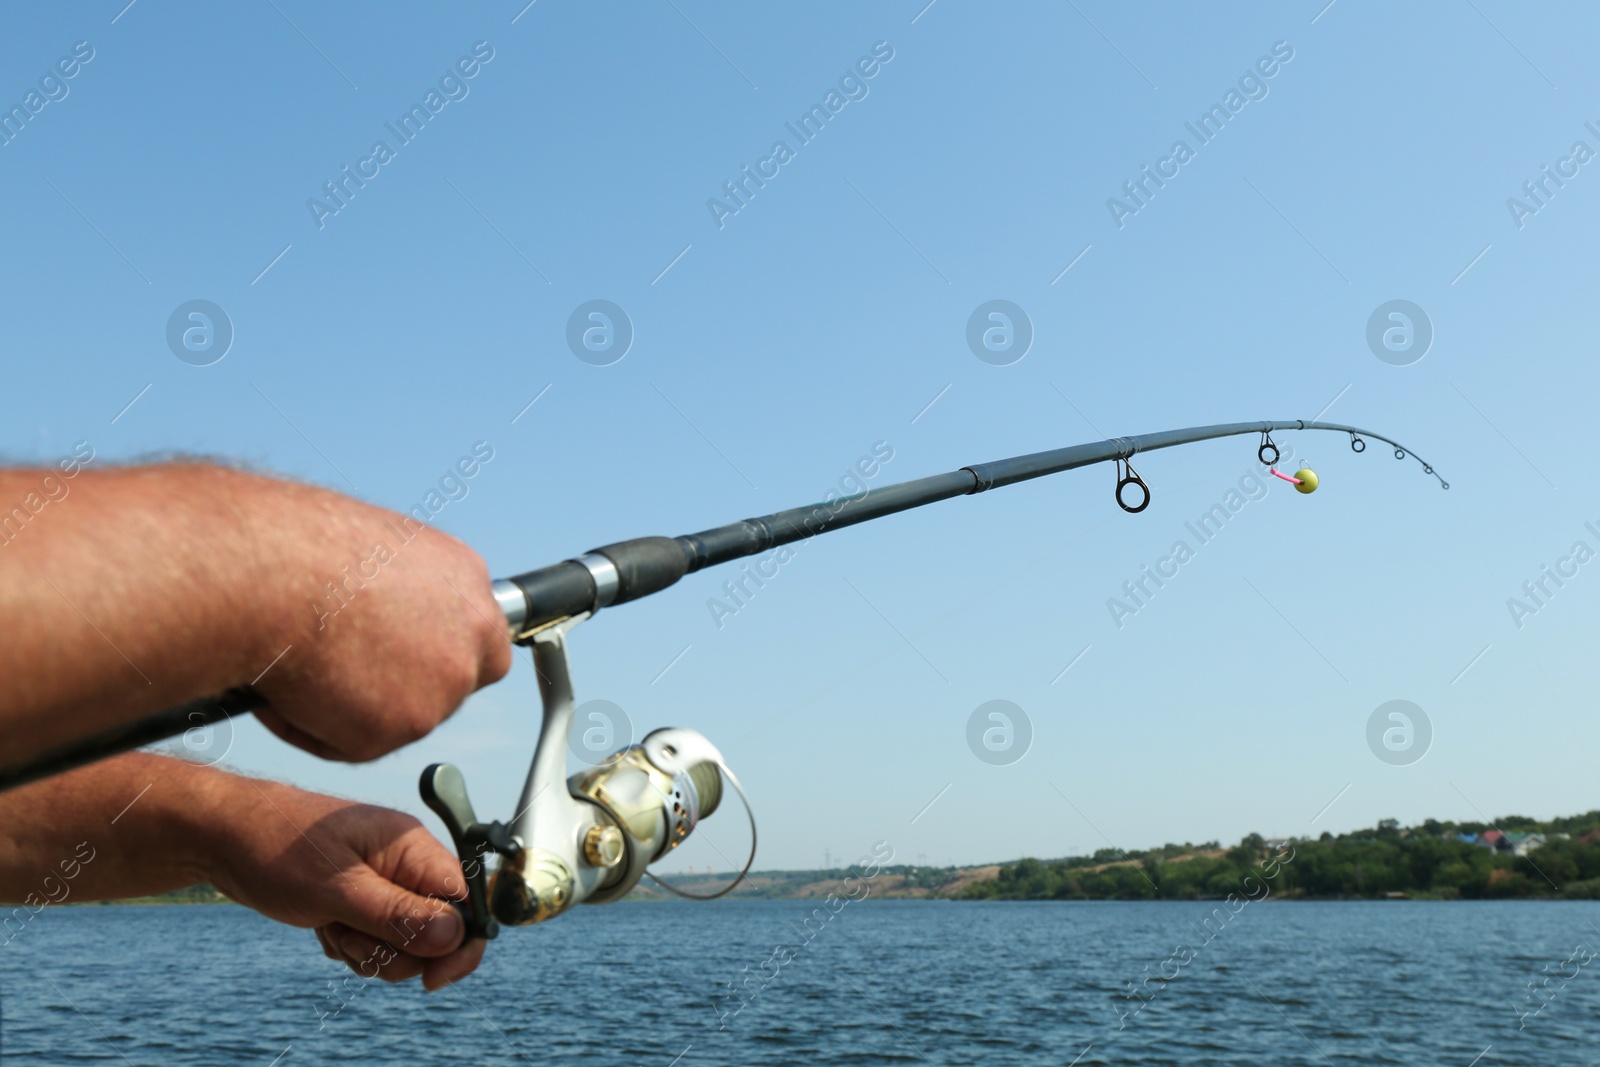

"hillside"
[963, 811, 1600, 901]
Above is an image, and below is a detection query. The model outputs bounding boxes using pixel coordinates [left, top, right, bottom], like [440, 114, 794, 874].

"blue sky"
[4, 1, 1599, 873]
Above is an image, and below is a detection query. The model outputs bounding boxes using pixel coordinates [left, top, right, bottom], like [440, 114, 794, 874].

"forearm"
[0, 752, 224, 905]
[0, 463, 370, 760]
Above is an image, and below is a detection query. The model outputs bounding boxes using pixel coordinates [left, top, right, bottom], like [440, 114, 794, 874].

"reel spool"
[420, 614, 755, 938]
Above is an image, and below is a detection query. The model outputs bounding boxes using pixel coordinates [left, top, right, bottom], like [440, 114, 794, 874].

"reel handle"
[419, 762, 516, 942]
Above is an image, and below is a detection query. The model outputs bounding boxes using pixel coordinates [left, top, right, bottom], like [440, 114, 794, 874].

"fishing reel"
[419, 613, 755, 938]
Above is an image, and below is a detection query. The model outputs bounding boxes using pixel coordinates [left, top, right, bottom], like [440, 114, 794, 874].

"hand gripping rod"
[0, 419, 1444, 792]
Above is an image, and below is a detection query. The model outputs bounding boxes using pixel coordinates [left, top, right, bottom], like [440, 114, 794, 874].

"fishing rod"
[0, 419, 1445, 937]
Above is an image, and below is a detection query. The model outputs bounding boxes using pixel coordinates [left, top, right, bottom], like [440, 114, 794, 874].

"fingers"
[423, 936, 486, 991]
[440, 557, 514, 689]
[318, 814, 480, 960]
[252, 705, 345, 762]
[315, 924, 341, 960]
[317, 923, 487, 989]
[476, 620, 514, 692]
[327, 865, 463, 956]
[311, 825, 488, 991]
[471, 573, 515, 690]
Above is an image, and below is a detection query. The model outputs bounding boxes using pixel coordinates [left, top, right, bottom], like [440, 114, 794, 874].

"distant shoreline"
[59, 894, 1599, 909]
[44, 812, 1600, 909]
[57, 885, 1596, 908]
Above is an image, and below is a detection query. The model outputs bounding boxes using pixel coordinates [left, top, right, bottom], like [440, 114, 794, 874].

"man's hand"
[0, 462, 512, 763]
[0, 754, 485, 990]
[236, 469, 515, 762]
[201, 776, 484, 990]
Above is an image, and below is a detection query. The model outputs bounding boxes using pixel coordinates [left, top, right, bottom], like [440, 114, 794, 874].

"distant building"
[1473, 830, 1545, 855]
[1503, 832, 1546, 856]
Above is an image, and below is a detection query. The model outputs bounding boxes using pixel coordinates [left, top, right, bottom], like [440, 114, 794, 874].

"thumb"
[334, 868, 465, 958]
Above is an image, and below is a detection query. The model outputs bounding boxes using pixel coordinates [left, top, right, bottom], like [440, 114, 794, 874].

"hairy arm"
[0, 752, 483, 989]
[0, 460, 511, 764]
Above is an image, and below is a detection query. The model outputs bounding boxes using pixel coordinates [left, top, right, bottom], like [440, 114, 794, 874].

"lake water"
[3, 899, 1598, 1064]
